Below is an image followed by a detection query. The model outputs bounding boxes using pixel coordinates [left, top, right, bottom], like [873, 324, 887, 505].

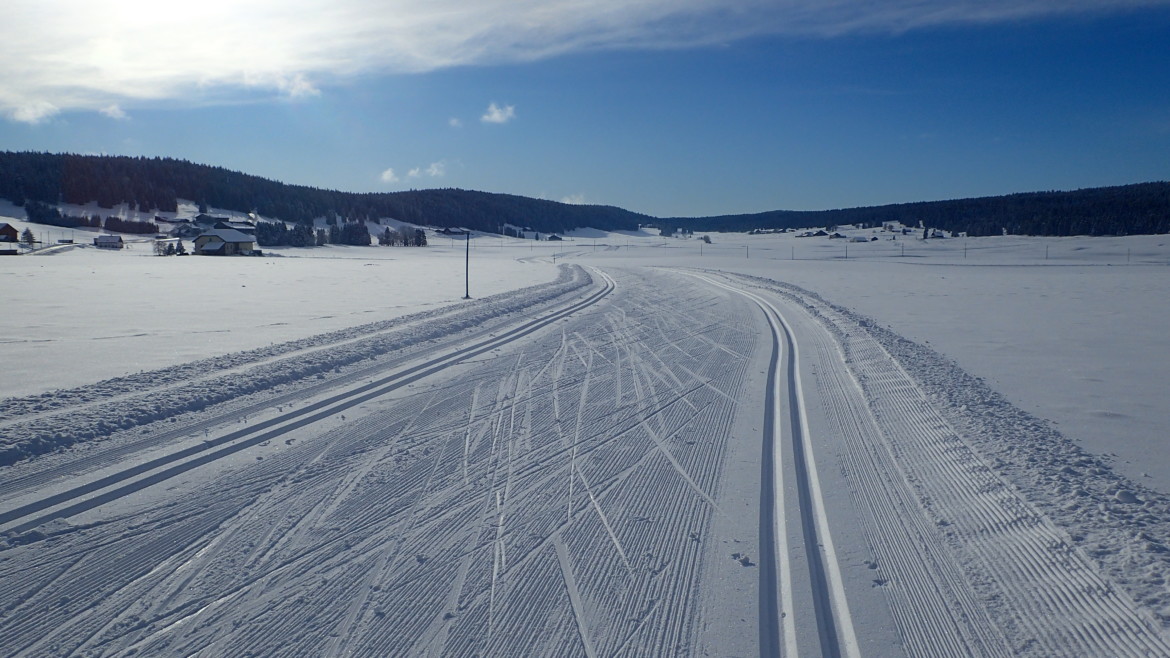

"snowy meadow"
[5, 222, 1168, 524]
[3, 214, 1170, 656]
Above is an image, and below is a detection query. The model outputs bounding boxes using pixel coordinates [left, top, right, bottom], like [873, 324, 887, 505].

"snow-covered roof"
[215, 220, 255, 230]
[197, 229, 254, 243]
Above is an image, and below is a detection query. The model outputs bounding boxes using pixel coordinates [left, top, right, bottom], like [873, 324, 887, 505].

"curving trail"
[680, 271, 860, 658]
[0, 267, 760, 656]
[2, 264, 1168, 657]
[708, 270, 1170, 658]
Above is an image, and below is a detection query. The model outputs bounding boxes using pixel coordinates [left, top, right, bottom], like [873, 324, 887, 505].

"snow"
[0, 239, 558, 398]
[578, 230, 1170, 491]
[2, 211, 1170, 656]
[772, 258, 1170, 492]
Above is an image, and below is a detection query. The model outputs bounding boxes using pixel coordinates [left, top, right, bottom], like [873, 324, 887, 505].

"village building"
[171, 223, 204, 238]
[214, 220, 257, 235]
[0, 223, 18, 242]
[193, 228, 256, 255]
[93, 235, 124, 249]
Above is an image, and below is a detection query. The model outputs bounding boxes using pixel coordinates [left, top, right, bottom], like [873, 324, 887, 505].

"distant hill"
[660, 183, 1170, 237]
[0, 152, 651, 235]
[1, 151, 1167, 237]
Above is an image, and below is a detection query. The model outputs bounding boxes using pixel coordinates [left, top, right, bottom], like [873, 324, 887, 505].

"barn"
[193, 229, 256, 255]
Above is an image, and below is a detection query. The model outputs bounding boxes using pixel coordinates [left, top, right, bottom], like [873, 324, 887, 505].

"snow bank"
[0, 266, 591, 466]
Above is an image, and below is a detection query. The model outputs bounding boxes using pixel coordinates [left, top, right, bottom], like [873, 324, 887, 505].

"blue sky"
[3, 1, 1169, 217]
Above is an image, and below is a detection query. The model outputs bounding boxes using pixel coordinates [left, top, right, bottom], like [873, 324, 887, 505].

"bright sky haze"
[3, 0, 1169, 217]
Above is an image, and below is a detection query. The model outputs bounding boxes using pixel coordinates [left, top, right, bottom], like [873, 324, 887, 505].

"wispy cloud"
[481, 102, 516, 124]
[6, 100, 59, 124]
[449, 117, 463, 128]
[4, 0, 1167, 121]
[380, 167, 399, 183]
[277, 73, 321, 100]
[561, 194, 587, 204]
[100, 104, 128, 120]
[400, 160, 447, 181]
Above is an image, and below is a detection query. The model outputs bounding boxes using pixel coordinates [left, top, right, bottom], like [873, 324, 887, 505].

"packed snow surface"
[2, 219, 1169, 657]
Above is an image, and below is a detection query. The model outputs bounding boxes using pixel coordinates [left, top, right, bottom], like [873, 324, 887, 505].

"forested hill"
[2, 151, 1168, 236]
[661, 182, 1170, 237]
[0, 152, 651, 235]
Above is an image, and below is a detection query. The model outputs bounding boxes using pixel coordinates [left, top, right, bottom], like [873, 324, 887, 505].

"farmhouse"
[193, 229, 256, 255]
[0, 223, 18, 242]
[214, 220, 256, 235]
[94, 235, 124, 249]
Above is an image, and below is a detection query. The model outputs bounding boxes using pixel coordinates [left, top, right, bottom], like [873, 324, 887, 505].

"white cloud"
[449, 117, 462, 128]
[4, 0, 1168, 119]
[380, 167, 399, 183]
[100, 104, 128, 120]
[403, 161, 447, 178]
[561, 194, 587, 204]
[481, 102, 516, 124]
[6, 100, 59, 124]
[277, 73, 320, 100]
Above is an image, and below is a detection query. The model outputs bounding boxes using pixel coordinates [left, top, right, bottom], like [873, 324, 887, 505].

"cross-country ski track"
[2, 263, 1169, 657]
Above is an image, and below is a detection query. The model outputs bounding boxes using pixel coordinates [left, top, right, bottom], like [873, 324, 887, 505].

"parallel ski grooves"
[0, 272, 615, 533]
[0, 266, 761, 657]
[727, 272, 1170, 658]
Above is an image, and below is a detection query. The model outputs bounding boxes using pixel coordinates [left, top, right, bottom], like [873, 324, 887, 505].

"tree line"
[2, 151, 1167, 237]
[661, 183, 1170, 237]
[24, 200, 158, 233]
[0, 151, 649, 235]
[250, 220, 426, 248]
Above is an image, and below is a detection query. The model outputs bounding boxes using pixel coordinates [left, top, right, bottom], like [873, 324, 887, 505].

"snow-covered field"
[583, 232, 1170, 492]
[0, 232, 558, 398]
[2, 217, 1169, 656]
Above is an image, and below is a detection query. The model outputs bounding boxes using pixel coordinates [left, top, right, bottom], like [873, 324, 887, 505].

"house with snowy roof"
[93, 235, 124, 249]
[214, 220, 256, 235]
[0, 223, 18, 242]
[193, 229, 256, 255]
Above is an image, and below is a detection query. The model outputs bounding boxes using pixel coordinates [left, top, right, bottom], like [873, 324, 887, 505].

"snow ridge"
[0, 266, 591, 467]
